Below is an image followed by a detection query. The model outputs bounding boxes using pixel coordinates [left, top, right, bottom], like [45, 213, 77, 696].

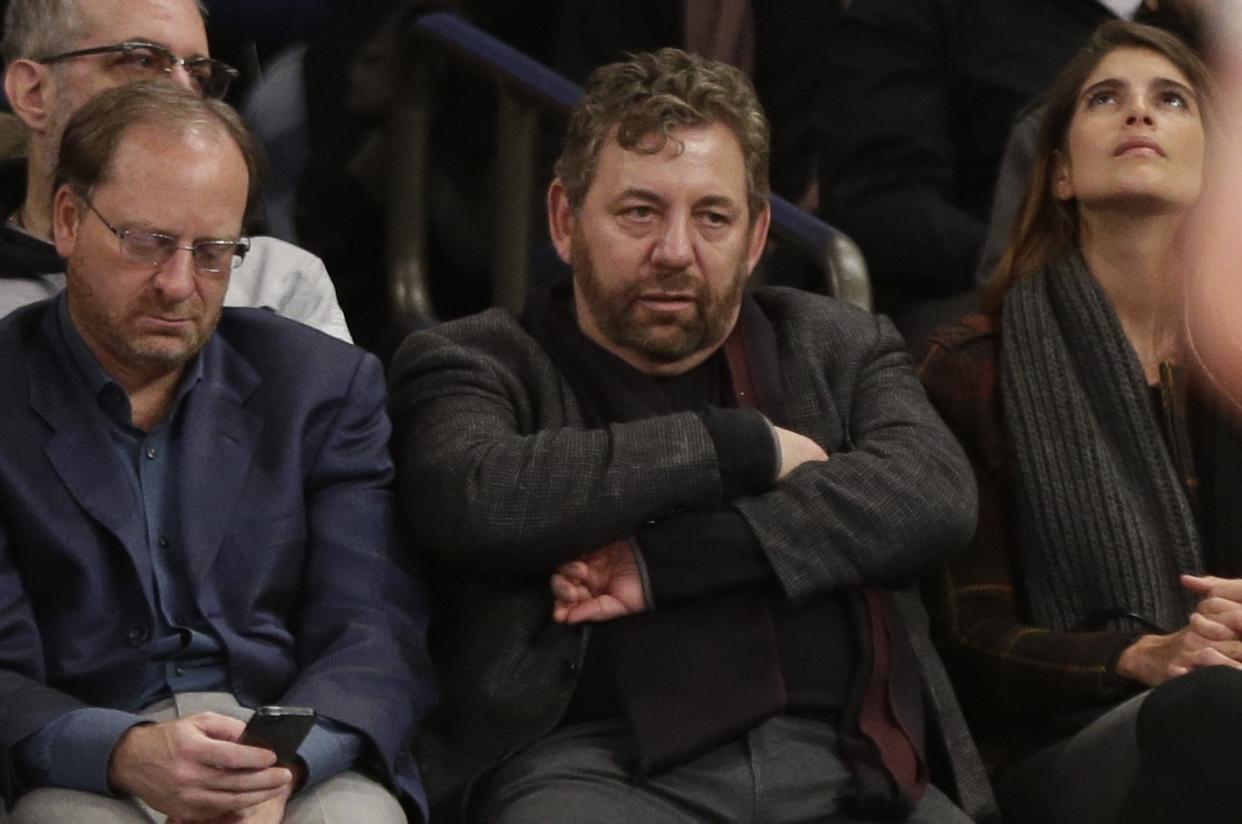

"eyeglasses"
[36, 41, 239, 99]
[81, 195, 250, 275]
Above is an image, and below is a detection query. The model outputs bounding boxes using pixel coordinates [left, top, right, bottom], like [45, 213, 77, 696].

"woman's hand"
[1115, 575, 1242, 686]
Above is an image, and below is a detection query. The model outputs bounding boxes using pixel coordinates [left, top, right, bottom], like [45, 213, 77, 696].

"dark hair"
[984, 20, 1210, 311]
[555, 47, 770, 221]
[53, 80, 265, 225]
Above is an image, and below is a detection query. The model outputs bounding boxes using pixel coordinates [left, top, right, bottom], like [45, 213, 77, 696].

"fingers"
[559, 595, 627, 624]
[189, 712, 250, 744]
[1183, 574, 1242, 602]
[1189, 611, 1236, 642]
[109, 717, 290, 821]
[551, 573, 590, 605]
[171, 785, 290, 818]
[200, 765, 293, 795]
[1194, 598, 1242, 635]
[199, 738, 281, 772]
[1183, 645, 1242, 674]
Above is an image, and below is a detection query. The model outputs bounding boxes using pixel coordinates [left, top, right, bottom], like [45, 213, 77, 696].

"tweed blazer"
[389, 286, 996, 821]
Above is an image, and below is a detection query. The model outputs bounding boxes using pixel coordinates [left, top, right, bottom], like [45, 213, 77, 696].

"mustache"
[622, 269, 704, 299]
[129, 295, 202, 322]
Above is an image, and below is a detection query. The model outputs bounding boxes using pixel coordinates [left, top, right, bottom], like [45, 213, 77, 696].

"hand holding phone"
[239, 706, 317, 764]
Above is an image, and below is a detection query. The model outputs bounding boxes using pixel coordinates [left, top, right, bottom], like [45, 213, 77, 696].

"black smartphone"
[239, 706, 317, 764]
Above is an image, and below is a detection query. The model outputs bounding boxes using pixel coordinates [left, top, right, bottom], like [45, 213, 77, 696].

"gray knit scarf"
[1001, 254, 1204, 634]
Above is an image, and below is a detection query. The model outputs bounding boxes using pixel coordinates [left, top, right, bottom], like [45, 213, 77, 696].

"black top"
[521, 286, 858, 723]
[0, 158, 63, 280]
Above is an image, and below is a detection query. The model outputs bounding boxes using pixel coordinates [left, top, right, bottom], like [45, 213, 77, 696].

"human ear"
[52, 186, 82, 258]
[5, 59, 55, 134]
[547, 178, 576, 266]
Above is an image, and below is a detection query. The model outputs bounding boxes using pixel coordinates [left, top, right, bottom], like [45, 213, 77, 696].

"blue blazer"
[0, 300, 435, 819]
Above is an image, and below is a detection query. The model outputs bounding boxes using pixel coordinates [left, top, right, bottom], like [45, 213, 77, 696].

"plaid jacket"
[918, 313, 1149, 773]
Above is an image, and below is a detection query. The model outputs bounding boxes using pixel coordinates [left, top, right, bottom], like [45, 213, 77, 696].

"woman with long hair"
[921, 19, 1242, 824]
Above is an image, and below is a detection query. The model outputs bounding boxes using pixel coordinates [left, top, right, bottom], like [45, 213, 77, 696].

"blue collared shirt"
[13, 295, 362, 794]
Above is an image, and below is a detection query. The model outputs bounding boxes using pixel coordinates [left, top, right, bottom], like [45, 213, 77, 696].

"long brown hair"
[984, 20, 1210, 311]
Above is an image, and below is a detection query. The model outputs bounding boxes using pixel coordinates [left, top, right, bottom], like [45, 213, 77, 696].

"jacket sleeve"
[918, 326, 1141, 715]
[0, 518, 94, 810]
[388, 321, 727, 575]
[278, 352, 435, 793]
[733, 311, 977, 603]
[817, 0, 983, 304]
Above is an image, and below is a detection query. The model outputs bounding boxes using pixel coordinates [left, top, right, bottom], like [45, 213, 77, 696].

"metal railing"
[388, 10, 872, 321]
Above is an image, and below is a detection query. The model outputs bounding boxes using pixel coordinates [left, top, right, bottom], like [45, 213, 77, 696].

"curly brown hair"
[554, 47, 770, 222]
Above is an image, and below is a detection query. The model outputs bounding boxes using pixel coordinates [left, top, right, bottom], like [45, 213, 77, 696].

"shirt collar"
[56, 291, 205, 425]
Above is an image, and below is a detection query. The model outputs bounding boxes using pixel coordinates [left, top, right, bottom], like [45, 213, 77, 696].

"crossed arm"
[550, 427, 830, 624]
[391, 309, 974, 623]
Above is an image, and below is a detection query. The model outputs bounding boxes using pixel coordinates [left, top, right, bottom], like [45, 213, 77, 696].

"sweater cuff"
[637, 508, 771, 606]
[1104, 632, 1149, 694]
[700, 407, 779, 498]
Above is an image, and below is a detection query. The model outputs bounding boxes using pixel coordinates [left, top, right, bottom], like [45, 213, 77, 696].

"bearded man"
[389, 48, 993, 824]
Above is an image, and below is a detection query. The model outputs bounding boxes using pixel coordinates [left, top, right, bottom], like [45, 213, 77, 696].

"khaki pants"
[3, 693, 406, 824]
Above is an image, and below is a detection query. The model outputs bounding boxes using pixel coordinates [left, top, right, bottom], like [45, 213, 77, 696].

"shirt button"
[127, 627, 150, 646]
[158, 536, 170, 548]
[145, 448, 157, 460]
[561, 659, 578, 680]
[174, 666, 185, 677]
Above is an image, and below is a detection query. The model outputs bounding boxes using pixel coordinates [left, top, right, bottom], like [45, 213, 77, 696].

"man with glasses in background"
[0, 0, 352, 342]
[0, 81, 432, 823]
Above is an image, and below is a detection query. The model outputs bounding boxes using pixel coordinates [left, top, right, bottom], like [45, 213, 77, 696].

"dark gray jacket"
[389, 287, 996, 821]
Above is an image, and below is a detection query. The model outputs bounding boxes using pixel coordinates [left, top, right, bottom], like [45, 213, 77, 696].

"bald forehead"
[105, 119, 246, 182]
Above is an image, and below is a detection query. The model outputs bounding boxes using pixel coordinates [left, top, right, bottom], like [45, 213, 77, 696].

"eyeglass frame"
[34, 40, 240, 99]
[77, 192, 251, 275]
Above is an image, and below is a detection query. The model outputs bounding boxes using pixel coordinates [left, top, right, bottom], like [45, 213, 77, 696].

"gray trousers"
[471, 716, 972, 824]
[2, 692, 406, 824]
[995, 692, 1147, 824]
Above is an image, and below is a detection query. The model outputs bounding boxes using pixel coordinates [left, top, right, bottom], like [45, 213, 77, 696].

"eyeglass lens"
[121, 233, 243, 273]
[117, 44, 233, 98]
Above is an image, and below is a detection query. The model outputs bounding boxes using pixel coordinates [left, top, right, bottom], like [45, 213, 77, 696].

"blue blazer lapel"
[27, 317, 154, 604]
[176, 336, 263, 588]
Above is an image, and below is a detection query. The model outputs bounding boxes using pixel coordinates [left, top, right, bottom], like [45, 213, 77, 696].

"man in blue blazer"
[0, 82, 433, 822]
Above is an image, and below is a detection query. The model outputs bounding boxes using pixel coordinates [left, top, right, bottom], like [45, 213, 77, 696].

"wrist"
[106, 724, 147, 795]
[1116, 633, 1160, 685]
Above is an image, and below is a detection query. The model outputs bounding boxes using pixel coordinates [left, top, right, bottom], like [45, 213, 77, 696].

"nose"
[151, 247, 198, 302]
[651, 215, 695, 271]
[166, 62, 198, 93]
[1125, 97, 1155, 127]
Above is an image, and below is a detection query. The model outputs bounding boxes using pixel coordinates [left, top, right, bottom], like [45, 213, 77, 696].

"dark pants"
[998, 666, 1242, 824]
[472, 716, 971, 823]
[996, 693, 1144, 824]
